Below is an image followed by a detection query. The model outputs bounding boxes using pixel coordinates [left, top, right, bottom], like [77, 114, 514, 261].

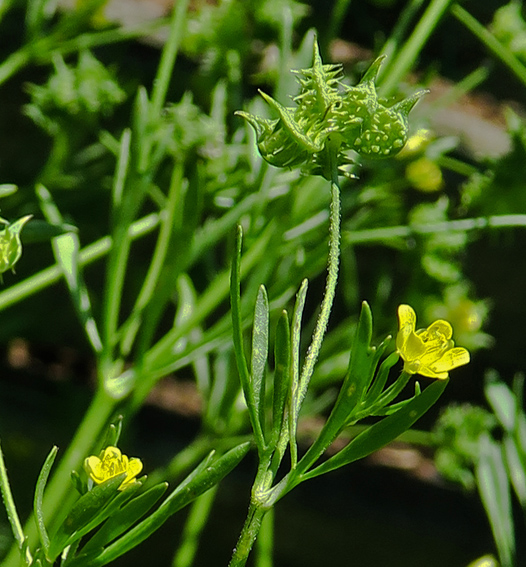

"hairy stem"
[228, 504, 268, 567]
[295, 146, 341, 421]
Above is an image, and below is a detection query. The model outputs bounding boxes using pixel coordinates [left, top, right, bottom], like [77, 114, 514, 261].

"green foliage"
[25, 51, 125, 133]
[410, 197, 467, 283]
[434, 373, 526, 567]
[434, 403, 497, 490]
[27, 437, 249, 567]
[1, 0, 526, 566]
[492, 1, 526, 62]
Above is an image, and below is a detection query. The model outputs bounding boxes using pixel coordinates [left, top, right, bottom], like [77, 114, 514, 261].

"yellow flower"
[84, 446, 143, 490]
[405, 157, 443, 193]
[396, 304, 470, 379]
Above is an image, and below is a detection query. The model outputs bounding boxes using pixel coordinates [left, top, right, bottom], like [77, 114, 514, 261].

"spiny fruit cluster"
[237, 40, 426, 180]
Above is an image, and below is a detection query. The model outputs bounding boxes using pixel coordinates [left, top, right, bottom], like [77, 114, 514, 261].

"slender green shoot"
[451, 3, 526, 90]
[0, 442, 32, 565]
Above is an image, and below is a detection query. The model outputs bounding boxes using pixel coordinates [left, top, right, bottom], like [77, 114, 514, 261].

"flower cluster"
[84, 446, 143, 490]
[396, 304, 470, 379]
[236, 41, 426, 179]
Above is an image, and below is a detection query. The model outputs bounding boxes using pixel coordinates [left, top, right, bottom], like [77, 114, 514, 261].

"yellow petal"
[127, 457, 143, 478]
[102, 446, 122, 460]
[397, 304, 416, 332]
[415, 364, 449, 380]
[400, 330, 428, 361]
[84, 456, 103, 482]
[425, 320, 453, 341]
[396, 304, 417, 352]
[429, 347, 470, 374]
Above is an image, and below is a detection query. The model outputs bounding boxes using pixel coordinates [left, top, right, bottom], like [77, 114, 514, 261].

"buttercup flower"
[84, 446, 143, 490]
[396, 304, 470, 379]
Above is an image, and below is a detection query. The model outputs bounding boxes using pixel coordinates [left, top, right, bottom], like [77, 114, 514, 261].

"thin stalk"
[344, 214, 526, 245]
[379, 0, 455, 97]
[0, 47, 31, 87]
[451, 3, 526, 90]
[151, 0, 190, 117]
[426, 64, 489, 111]
[0, 442, 32, 565]
[0, 16, 168, 88]
[172, 486, 218, 567]
[119, 161, 185, 357]
[377, 0, 426, 82]
[228, 504, 268, 567]
[326, 0, 353, 46]
[44, 18, 170, 59]
[295, 150, 341, 418]
[255, 507, 274, 567]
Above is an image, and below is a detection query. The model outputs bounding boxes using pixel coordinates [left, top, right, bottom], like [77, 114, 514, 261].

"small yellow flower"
[84, 446, 143, 490]
[396, 304, 470, 379]
[405, 157, 443, 193]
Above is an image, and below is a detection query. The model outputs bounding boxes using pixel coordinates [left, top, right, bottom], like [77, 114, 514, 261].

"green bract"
[236, 41, 426, 179]
[0, 215, 32, 277]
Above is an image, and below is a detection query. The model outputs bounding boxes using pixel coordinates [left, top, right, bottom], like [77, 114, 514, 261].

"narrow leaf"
[251, 285, 269, 430]
[295, 302, 382, 475]
[290, 279, 308, 411]
[476, 434, 515, 567]
[485, 374, 517, 432]
[36, 184, 102, 354]
[289, 278, 308, 465]
[503, 434, 526, 508]
[273, 310, 291, 442]
[0, 441, 31, 565]
[33, 446, 58, 558]
[303, 379, 448, 480]
[342, 302, 378, 409]
[230, 226, 265, 449]
[49, 474, 125, 560]
[81, 483, 168, 554]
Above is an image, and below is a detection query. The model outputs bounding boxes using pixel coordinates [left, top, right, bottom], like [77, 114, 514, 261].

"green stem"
[228, 504, 268, 567]
[377, 0, 426, 82]
[3, 388, 117, 567]
[255, 507, 274, 567]
[172, 486, 218, 567]
[344, 214, 526, 245]
[295, 150, 341, 418]
[0, 442, 32, 565]
[44, 18, 170, 59]
[451, 3, 526, 90]
[151, 0, 190, 117]
[0, 15, 167, 88]
[101, 130, 134, 376]
[325, 0, 353, 46]
[119, 161, 185, 357]
[379, 0, 455, 97]
[0, 47, 31, 87]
